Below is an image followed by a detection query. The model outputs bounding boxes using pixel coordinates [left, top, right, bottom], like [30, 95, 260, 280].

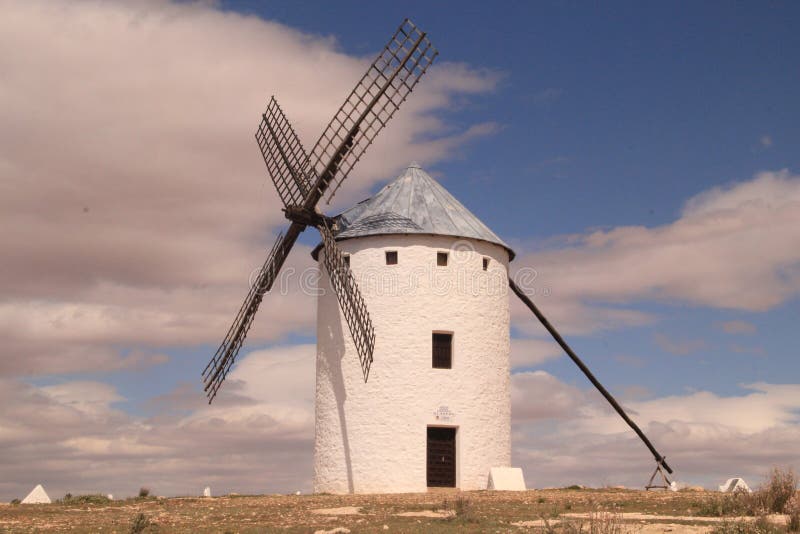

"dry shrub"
[697, 490, 759, 517]
[442, 496, 476, 522]
[787, 493, 800, 533]
[699, 467, 798, 518]
[542, 508, 628, 533]
[129, 513, 152, 534]
[59, 493, 110, 505]
[138, 487, 150, 498]
[710, 516, 782, 534]
[761, 467, 797, 514]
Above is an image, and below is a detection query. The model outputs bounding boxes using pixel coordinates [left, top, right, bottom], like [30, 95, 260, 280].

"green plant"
[138, 487, 150, 498]
[129, 513, 152, 534]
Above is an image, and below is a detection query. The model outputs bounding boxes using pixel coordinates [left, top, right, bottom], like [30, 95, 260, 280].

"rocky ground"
[0, 488, 792, 533]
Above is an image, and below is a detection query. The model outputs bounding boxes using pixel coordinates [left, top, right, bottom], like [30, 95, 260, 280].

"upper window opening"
[343, 254, 350, 267]
[437, 252, 448, 266]
[483, 257, 490, 271]
[385, 250, 398, 265]
[432, 332, 453, 369]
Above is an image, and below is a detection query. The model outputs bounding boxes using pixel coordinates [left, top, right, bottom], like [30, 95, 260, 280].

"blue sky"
[1, 0, 798, 500]
[219, 1, 800, 400]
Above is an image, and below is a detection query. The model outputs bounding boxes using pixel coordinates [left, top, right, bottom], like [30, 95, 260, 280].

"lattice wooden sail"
[203, 228, 299, 402]
[308, 19, 438, 203]
[319, 222, 375, 382]
[204, 19, 437, 402]
[255, 97, 314, 207]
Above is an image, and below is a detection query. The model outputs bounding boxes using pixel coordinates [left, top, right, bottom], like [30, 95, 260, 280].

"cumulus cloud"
[512, 169, 800, 334]
[0, 345, 316, 501]
[510, 337, 562, 369]
[512, 373, 800, 488]
[0, 0, 499, 377]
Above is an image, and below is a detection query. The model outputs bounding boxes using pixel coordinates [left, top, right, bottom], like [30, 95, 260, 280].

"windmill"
[202, 19, 438, 402]
[203, 18, 674, 491]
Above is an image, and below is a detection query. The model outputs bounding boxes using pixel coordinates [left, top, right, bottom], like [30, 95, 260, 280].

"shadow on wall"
[322, 302, 354, 492]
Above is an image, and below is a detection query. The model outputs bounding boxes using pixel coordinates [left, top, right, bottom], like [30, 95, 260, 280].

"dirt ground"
[0, 488, 791, 533]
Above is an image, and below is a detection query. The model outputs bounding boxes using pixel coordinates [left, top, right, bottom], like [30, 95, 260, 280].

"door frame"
[426, 424, 459, 488]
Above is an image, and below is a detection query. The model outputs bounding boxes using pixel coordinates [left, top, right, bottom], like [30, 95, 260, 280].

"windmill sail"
[206, 19, 436, 401]
[203, 227, 300, 402]
[255, 97, 314, 208]
[319, 223, 375, 382]
[308, 18, 438, 203]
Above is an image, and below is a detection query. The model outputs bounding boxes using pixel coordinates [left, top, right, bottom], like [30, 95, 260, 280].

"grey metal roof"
[312, 163, 514, 260]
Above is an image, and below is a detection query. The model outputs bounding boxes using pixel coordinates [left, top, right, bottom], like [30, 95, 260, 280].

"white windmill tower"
[312, 163, 515, 492]
[205, 18, 676, 494]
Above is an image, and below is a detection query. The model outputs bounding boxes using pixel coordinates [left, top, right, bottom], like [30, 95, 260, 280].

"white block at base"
[487, 467, 526, 491]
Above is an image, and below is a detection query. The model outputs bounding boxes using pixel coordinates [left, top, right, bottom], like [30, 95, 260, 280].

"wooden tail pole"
[508, 278, 674, 476]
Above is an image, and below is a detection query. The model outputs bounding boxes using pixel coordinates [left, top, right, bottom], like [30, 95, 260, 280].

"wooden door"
[427, 427, 456, 487]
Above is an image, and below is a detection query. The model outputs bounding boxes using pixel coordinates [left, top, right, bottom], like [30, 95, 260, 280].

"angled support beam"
[509, 278, 674, 476]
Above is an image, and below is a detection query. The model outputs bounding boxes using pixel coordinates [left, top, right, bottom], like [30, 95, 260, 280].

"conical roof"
[314, 163, 514, 260]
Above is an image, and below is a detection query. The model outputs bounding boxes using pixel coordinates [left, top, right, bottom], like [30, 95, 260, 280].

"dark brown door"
[427, 427, 456, 487]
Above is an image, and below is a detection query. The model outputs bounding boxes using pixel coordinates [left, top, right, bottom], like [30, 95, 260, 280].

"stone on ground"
[312, 506, 362, 515]
[21, 484, 51, 504]
[487, 467, 526, 491]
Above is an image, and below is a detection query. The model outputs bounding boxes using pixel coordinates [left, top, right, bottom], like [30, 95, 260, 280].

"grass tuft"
[129, 512, 154, 533]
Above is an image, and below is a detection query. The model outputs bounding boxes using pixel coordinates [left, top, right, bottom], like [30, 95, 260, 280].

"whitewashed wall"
[314, 234, 511, 493]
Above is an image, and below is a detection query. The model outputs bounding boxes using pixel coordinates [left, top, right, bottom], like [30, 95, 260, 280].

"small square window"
[482, 257, 490, 271]
[343, 254, 350, 267]
[432, 332, 452, 369]
[385, 250, 398, 265]
[437, 252, 448, 266]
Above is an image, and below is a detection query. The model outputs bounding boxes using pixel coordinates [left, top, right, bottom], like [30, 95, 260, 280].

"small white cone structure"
[21, 484, 51, 504]
[487, 467, 526, 491]
[203, 486, 211, 497]
[719, 477, 752, 493]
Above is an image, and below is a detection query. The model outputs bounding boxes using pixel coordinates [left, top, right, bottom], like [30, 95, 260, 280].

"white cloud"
[0, 345, 316, 501]
[0, 0, 500, 377]
[510, 337, 562, 369]
[512, 373, 800, 488]
[512, 169, 800, 334]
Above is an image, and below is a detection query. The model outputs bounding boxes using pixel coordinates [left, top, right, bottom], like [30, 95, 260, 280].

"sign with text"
[434, 405, 454, 422]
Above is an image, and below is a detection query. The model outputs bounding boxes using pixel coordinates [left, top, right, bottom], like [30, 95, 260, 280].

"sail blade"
[255, 96, 315, 208]
[307, 19, 438, 204]
[202, 225, 301, 402]
[318, 223, 375, 382]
